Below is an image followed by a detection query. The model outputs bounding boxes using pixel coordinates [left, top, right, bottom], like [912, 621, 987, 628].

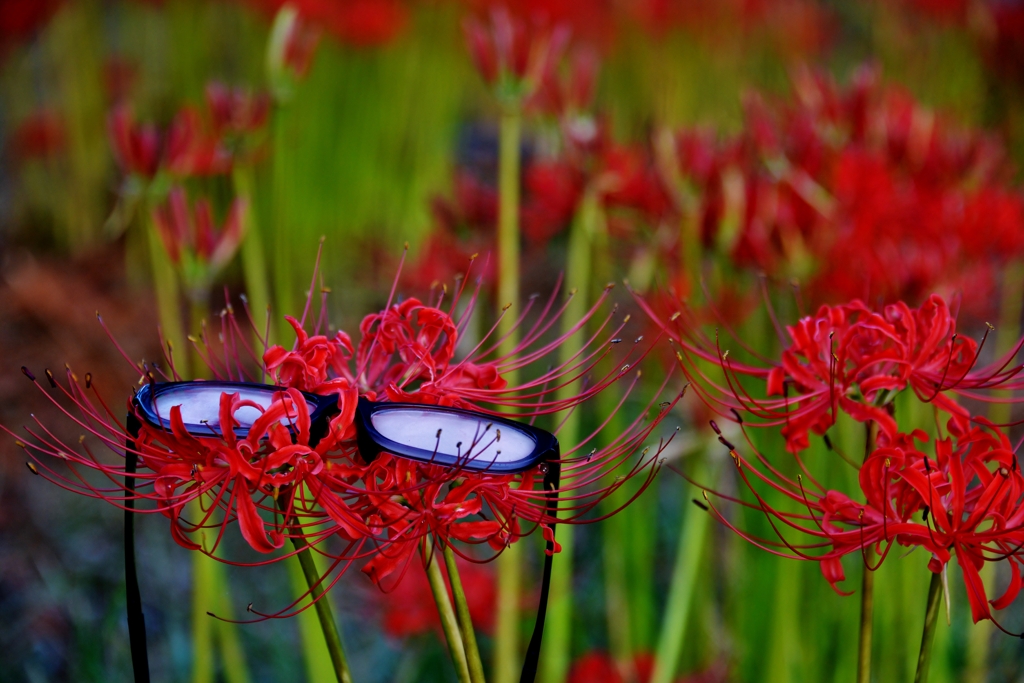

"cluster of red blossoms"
[642, 290, 1024, 632]
[661, 65, 1024, 318]
[11, 263, 680, 615]
[109, 81, 270, 284]
[109, 82, 268, 181]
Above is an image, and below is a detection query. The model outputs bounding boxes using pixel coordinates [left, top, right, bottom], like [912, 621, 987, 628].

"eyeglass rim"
[133, 380, 339, 437]
[355, 396, 559, 474]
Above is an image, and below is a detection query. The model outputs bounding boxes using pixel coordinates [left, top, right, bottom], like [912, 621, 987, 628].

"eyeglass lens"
[153, 385, 316, 431]
[369, 408, 537, 466]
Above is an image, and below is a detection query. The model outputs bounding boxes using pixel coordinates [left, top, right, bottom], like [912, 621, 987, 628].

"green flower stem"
[913, 571, 944, 683]
[601, 437, 632, 675]
[856, 551, 875, 683]
[286, 551, 339, 683]
[145, 214, 189, 377]
[214, 583, 251, 683]
[494, 104, 523, 683]
[496, 107, 521, 345]
[185, 303, 252, 683]
[290, 527, 353, 683]
[539, 187, 598, 683]
[187, 470, 251, 683]
[650, 456, 711, 683]
[232, 165, 274, 348]
[443, 543, 487, 683]
[424, 538, 472, 683]
[271, 108, 294, 344]
[190, 519, 216, 683]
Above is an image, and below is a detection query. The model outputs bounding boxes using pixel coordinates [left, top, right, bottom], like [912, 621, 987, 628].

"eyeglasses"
[133, 381, 559, 473]
[124, 380, 561, 683]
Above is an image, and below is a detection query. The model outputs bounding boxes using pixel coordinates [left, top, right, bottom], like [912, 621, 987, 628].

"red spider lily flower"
[332, 276, 680, 587]
[377, 550, 495, 638]
[695, 412, 1024, 633]
[108, 104, 232, 179]
[11, 365, 365, 561]
[263, 2, 322, 98]
[521, 160, 586, 247]
[638, 285, 1019, 454]
[134, 386, 367, 554]
[211, 263, 680, 591]
[205, 82, 270, 138]
[528, 45, 600, 120]
[598, 143, 675, 227]
[462, 5, 570, 101]
[150, 187, 247, 296]
[263, 315, 356, 394]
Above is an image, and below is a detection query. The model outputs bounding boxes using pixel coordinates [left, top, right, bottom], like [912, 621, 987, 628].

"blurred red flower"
[663, 65, 1024, 319]
[150, 186, 248, 276]
[377, 549, 495, 638]
[0, 0, 62, 51]
[108, 104, 232, 179]
[246, 0, 407, 47]
[9, 110, 65, 161]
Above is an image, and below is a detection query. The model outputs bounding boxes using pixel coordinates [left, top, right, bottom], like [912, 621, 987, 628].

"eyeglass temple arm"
[519, 455, 561, 683]
[125, 413, 151, 683]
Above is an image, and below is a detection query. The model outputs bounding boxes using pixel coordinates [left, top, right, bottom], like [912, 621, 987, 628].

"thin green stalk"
[443, 544, 487, 683]
[286, 553, 338, 683]
[856, 553, 875, 683]
[145, 218, 188, 377]
[291, 531, 353, 683]
[913, 572, 944, 683]
[540, 187, 598, 683]
[624, 485, 656, 653]
[232, 165, 274, 345]
[650, 457, 711, 683]
[601, 442, 632, 676]
[494, 105, 523, 683]
[184, 302, 213, 683]
[496, 108, 521, 329]
[424, 538, 472, 683]
[271, 108, 295, 342]
[857, 421, 879, 683]
[191, 526, 216, 683]
[211, 561, 252, 683]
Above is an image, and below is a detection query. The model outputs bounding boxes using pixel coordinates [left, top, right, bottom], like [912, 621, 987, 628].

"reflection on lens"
[370, 408, 536, 466]
[152, 385, 315, 432]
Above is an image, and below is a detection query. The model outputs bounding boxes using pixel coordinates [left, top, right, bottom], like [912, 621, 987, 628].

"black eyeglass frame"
[124, 380, 562, 683]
